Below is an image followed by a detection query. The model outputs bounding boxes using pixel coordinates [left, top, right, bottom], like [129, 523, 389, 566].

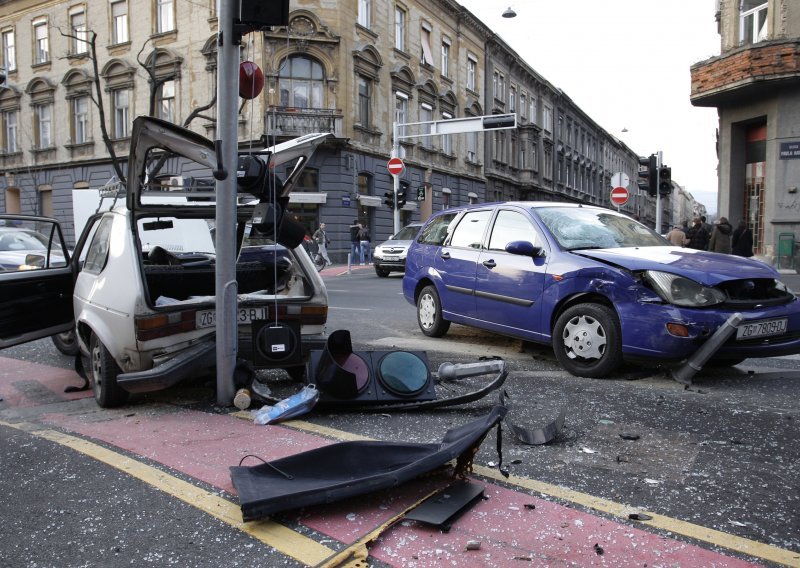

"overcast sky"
[458, 0, 721, 214]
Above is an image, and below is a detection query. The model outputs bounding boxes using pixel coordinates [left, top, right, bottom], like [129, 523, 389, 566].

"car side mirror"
[23, 253, 46, 269]
[505, 240, 543, 257]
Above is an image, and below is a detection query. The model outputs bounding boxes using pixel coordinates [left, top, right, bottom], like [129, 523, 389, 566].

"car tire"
[51, 330, 80, 356]
[375, 266, 390, 277]
[417, 285, 450, 338]
[553, 303, 622, 378]
[89, 333, 129, 408]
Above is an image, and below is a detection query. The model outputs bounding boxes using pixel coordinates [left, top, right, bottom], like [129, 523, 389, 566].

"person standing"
[312, 222, 331, 265]
[359, 225, 372, 265]
[700, 215, 714, 249]
[349, 219, 362, 265]
[731, 219, 754, 257]
[666, 225, 689, 246]
[686, 218, 710, 251]
[708, 217, 733, 254]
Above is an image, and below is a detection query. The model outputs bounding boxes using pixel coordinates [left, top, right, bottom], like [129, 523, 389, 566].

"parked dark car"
[372, 222, 423, 277]
[403, 202, 800, 378]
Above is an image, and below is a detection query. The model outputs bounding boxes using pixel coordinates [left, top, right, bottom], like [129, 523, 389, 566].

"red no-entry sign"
[387, 157, 405, 176]
[610, 186, 629, 206]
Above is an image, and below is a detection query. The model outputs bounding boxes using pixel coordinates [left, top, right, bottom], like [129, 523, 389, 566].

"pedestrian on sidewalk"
[359, 225, 372, 265]
[731, 219, 754, 258]
[686, 218, 710, 251]
[708, 217, 733, 254]
[349, 219, 362, 265]
[312, 222, 332, 265]
[666, 224, 689, 247]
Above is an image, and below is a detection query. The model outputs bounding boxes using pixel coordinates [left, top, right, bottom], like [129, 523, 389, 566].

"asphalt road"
[1, 266, 798, 566]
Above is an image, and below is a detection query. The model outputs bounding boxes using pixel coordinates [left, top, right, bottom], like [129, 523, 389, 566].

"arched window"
[278, 55, 324, 109]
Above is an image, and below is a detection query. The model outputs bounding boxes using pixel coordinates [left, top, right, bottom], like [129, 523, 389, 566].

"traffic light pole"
[392, 121, 401, 234]
[655, 151, 663, 234]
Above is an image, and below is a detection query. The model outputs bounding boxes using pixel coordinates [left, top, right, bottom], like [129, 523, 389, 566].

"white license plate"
[383, 255, 399, 261]
[196, 307, 268, 329]
[735, 318, 788, 340]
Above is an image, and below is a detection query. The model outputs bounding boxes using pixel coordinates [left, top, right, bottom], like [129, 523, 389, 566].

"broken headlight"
[645, 270, 726, 307]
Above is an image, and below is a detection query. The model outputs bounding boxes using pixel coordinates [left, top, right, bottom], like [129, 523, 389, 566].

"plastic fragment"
[466, 540, 481, 551]
[628, 513, 653, 521]
[252, 385, 319, 425]
[581, 447, 596, 454]
[644, 478, 660, 485]
[524, 503, 536, 510]
[619, 433, 640, 440]
[594, 543, 604, 555]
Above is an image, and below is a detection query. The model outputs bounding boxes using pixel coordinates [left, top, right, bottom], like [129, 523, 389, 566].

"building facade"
[691, 0, 800, 268]
[1, 0, 660, 261]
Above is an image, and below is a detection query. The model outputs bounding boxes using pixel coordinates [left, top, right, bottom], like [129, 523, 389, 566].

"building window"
[156, 0, 175, 34]
[71, 96, 90, 144]
[441, 38, 450, 78]
[278, 55, 325, 108]
[740, 1, 767, 44]
[467, 130, 477, 162]
[111, 0, 129, 44]
[2, 29, 15, 72]
[520, 93, 526, 119]
[357, 75, 370, 128]
[529, 96, 537, 125]
[70, 7, 88, 55]
[357, 0, 370, 28]
[498, 74, 505, 101]
[420, 23, 433, 66]
[33, 19, 49, 64]
[492, 71, 498, 99]
[394, 7, 406, 51]
[112, 89, 130, 138]
[467, 56, 477, 91]
[2, 110, 17, 153]
[530, 139, 538, 169]
[156, 80, 175, 122]
[543, 104, 552, 132]
[420, 103, 433, 149]
[395, 91, 408, 136]
[509, 86, 516, 112]
[34, 103, 52, 148]
[441, 111, 453, 155]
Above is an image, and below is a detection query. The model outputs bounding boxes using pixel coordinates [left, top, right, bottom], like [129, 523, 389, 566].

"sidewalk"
[319, 262, 374, 277]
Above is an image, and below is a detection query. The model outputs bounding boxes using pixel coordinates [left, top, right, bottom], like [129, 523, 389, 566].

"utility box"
[777, 232, 795, 270]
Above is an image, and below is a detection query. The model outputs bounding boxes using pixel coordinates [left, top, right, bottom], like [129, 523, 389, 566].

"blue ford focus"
[402, 202, 800, 378]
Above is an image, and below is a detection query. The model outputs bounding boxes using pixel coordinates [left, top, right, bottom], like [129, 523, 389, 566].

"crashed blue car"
[402, 202, 800, 377]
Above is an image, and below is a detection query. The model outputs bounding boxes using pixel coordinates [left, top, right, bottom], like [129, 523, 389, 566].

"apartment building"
[1, 0, 654, 259]
[691, 0, 800, 267]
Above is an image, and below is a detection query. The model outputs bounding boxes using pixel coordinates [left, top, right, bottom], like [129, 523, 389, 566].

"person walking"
[731, 219, 754, 257]
[359, 225, 372, 265]
[686, 218, 710, 251]
[708, 217, 733, 254]
[312, 222, 331, 265]
[666, 224, 689, 246]
[700, 215, 714, 250]
[349, 219, 362, 265]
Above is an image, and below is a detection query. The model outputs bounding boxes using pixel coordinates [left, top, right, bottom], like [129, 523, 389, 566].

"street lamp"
[502, 7, 517, 18]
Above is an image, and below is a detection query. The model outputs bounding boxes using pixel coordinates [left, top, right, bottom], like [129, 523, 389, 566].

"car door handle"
[440, 251, 451, 260]
[482, 259, 496, 268]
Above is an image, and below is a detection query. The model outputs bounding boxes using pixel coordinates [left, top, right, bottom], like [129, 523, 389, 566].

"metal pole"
[655, 151, 663, 234]
[214, 0, 239, 406]
[392, 120, 401, 235]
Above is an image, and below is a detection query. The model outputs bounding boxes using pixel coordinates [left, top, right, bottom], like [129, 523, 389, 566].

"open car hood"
[127, 116, 331, 211]
[575, 246, 779, 286]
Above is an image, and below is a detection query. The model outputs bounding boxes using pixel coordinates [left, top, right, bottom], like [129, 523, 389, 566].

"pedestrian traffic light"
[397, 180, 409, 208]
[659, 166, 672, 196]
[417, 185, 426, 201]
[383, 190, 395, 208]
[647, 155, 658, 197]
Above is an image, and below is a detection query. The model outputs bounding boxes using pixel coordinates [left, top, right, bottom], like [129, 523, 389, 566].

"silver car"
[372, 222, 423, 277]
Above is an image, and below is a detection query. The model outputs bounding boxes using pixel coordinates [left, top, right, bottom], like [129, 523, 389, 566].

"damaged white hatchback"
[0, 117, 331, 407]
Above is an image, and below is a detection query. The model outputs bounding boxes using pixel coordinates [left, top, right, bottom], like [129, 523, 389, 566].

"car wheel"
[417, 285, 451, 337]
[553, 303, 622, 378]
[89, 333, 129, 408]
[375, 266, 390, 277]
[51, 330, 79, 356]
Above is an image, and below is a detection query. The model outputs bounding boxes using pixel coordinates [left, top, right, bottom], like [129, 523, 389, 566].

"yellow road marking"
[1, 420, 334, 566]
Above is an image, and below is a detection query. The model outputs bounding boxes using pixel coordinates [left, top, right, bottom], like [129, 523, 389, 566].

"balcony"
[265, 106, 343, 137]
[690, 39, 800, 107]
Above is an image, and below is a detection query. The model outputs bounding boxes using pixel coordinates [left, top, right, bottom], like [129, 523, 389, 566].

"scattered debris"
[251, 385, 319, 425]
[628, 513, 653, 521]
[594, 543, 604, 555]
[598, 419, 615, 425]
[501, 391, 566, 445]
[581, 447, 597, 454]
[405, 480, 485, 532]
[465, 540, 481, 551]
[616, 455, 630, 463]
[233, 388, 252, 410]
[671, 312, 743, 385]
[728, 520, 747, 527]
[524, 503, 536, 510]
[511, 459, 522, 465]
[619, 433, 640, 441]
[644, 478, 660, 485]
[513, 556, 533, 562]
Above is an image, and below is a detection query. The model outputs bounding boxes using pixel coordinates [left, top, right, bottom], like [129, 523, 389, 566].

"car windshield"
[535, 206, 667, 250]
[392, 225, 419, 240]
[0, 229, 49, 251]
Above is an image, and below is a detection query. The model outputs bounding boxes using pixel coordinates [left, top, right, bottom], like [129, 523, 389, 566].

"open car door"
[0, 215, 74, 348]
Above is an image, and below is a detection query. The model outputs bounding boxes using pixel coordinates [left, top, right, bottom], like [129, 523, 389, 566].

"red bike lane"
[0, 355, 784, 567]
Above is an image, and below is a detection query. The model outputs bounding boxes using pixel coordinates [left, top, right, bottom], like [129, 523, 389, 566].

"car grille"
[719, 278, 795, 309]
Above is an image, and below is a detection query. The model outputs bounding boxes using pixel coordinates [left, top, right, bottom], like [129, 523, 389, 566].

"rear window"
[418, 213, 457, 246]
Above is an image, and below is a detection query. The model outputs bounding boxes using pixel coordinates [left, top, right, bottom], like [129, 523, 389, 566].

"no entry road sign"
[610, 186, 629, 206]
[387, 157, 405, 176]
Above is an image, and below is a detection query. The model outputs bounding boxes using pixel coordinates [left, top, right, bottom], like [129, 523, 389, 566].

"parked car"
[0, 117, 331, 407]
[0, 221, 68, 271]
[403, 202, 800, 378]
[372, 222, 423, 277]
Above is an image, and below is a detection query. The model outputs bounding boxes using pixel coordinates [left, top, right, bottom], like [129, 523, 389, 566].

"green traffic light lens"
[377, 351, 429, 396]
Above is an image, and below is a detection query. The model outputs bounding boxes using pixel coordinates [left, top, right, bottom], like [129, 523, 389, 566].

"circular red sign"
[387, 157, 405, 176]
[610, 186, 629, 205]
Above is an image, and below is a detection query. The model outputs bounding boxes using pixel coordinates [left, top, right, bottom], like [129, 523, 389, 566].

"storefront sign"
[779, 141, 800, 160]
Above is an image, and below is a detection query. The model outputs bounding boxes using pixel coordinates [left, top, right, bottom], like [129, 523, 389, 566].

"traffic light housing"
[658, 166, 672, 196]
[383, 190, 394, 209]
[397, 180, 409, 208]
[647, 155, 658, 196]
